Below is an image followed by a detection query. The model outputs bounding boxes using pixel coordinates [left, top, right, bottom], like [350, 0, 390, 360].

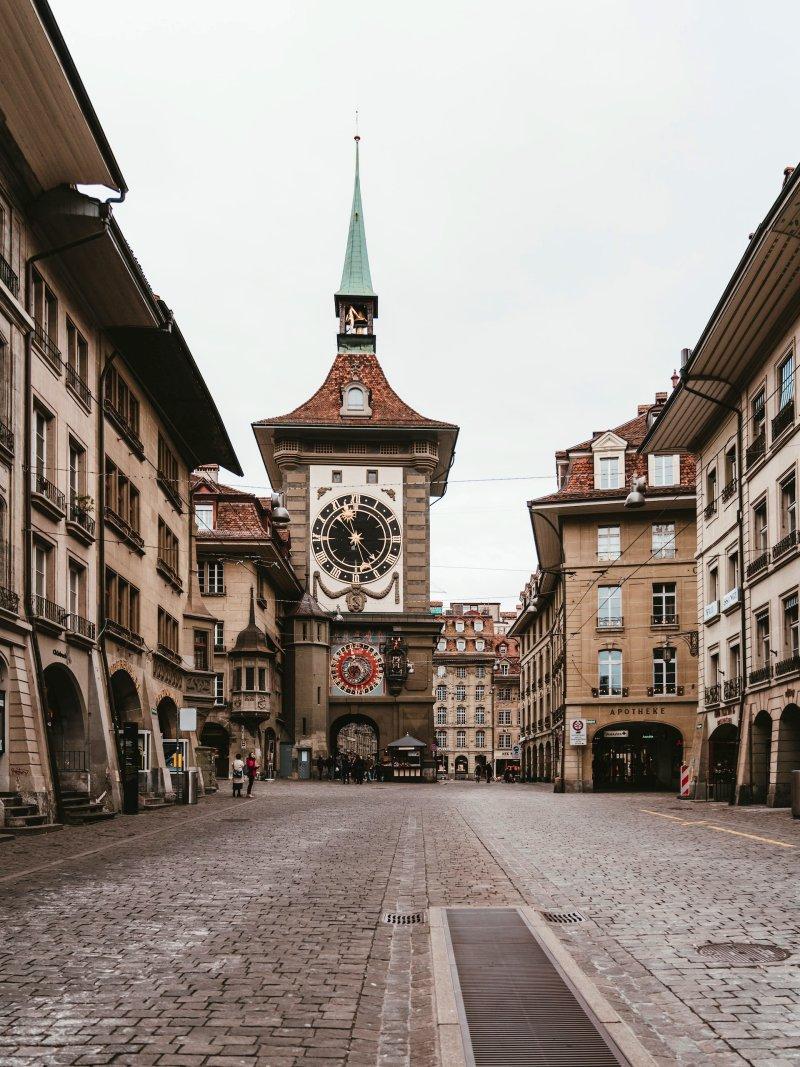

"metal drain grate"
[540, 910, 586, 925]
[698, 942, 790, 965]
[446, 909, 624, 1065]
[383, 911, 426, 925]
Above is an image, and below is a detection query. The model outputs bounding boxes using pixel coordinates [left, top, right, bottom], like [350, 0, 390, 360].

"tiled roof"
[254, 353, 456, 429]
[531, 410, 696, 506]
[191, 475, 272, 540]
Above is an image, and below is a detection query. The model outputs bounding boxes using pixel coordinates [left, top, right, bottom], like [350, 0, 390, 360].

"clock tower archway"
[254, 138, 458, 773]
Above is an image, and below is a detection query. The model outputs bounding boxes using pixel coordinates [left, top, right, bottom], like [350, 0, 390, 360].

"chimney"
[681, 347, 691, 367]
[637, 405, 649, 416]
[784, 165, 795, 187]
[671, 368, 680, 389]
[193, 463, 220, 482]
[655, 391, 668, 404]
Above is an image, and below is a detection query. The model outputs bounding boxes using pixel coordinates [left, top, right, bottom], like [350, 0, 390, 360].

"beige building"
[643, 165, 800, 807]
[191, 467, 302, 781]
[433, 608, 496, 777]
[520, 395, 698, 792]
[0, 3, 240, 828]
[511, 570, 565, 783]
[491, 634, 521, 775]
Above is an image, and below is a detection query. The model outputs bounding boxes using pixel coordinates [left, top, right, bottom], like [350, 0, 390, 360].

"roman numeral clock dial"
[312, 493, 401, 585]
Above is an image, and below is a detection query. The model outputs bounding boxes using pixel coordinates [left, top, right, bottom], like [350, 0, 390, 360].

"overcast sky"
[57, 0, 800, 609]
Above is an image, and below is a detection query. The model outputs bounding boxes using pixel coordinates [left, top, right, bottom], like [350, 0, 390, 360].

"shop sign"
[608, 707, 666, 717]
[179, 707, 197, 732]
[569, 718, 587, 746]
[604, 729, 629, 738]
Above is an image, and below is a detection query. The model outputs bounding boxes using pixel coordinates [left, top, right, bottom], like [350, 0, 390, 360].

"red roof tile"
[255, 353, 456, 429]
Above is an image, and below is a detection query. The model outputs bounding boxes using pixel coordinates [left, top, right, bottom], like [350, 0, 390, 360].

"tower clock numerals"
[312, 492, 401, 585]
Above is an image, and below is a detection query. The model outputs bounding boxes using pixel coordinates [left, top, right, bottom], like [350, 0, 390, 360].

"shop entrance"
[708, 722, 739, 802]
[592, 722, 683, 791]
[200, 721, 230, 779]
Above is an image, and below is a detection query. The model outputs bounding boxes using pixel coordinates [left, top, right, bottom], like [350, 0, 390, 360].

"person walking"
[485, 763, 493, 784]
[474, 764, 483, 783]
[245, 752, 258, 796]
[231, 752, 245, 798]
[327, 754, 335, 780]
[316, 754, 325, 781]
[353, 755, 364, 784]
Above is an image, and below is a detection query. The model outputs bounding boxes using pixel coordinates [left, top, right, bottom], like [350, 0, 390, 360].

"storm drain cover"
[698, 942, 790, 965]
[541, 910, 586, 925]
[383, 911, 426, 925]
[446, 909, 624, 1064]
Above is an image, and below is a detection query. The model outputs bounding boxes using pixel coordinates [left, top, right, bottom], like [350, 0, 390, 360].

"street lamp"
[624, 475, 647, 509]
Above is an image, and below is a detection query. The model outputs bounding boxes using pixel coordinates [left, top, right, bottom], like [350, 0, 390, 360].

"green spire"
[337, 137, 375, 298]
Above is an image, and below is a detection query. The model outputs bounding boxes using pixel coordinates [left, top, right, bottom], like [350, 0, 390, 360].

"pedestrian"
[327, 754, 335, 780]
[245, 751, 258, 796]
[353, 755, 364, 784]
[231, 752, 245, 798]
[485, 763, 493, 784]
[316, 754, 325, 781]
[341, 754, 351, 784]
[474, 765, 483, 783]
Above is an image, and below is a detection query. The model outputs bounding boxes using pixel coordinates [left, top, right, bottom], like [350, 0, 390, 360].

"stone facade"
[518, 394, 698, 792]
[0, 5, 240, 825]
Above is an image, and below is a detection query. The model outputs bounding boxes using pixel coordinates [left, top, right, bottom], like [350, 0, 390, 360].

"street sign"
[179, 707, 197, 732]
[569, 718, 587, 746]
[604, 729, 629, 738]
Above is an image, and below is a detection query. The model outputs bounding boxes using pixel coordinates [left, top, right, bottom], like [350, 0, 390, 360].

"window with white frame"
[456, 730, 466, 748]
[598, 649, 622, 696]
[597, 586, 621, 627]
[475, 638, 485, 651]
[456, 706, 466, 724]
[652, 523, 676, 558]
[455, 620, 465, 632]
[475, 684, 485, 700]
[475, 706, 485, 724]
[498, 733, 512, 749]
[194, 502, 213, 531]
[436, 684, 447, 701]
[780, 473, 797, 536]
[214, 620, 224, 651]
[436, 706, 447, 725]
[456, 666, 467, 678]
[437, 638, 446, 651]
[499, 661, 509, 675]
[650, 454, 679, 486]
[475, 730, 485, 748]
[436, 730, 447, 749]
[652, 582, 676, 624]
[476, 666, 486, 679]
[455, 684, 466, 701]
[598, 456, 621, 490]
[456, 638, 466, 651]
[474, 619, 484, 632]
[597, 525, 621, 560]
[755, 609, 770, 665]
[199, 561, 224, 594]
[214, 674, 225, 705]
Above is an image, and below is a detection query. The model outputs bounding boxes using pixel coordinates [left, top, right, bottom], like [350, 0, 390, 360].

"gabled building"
[524, 394, 697, 792]
[492, 634, 521, 775]
[190, 467, 302, 780]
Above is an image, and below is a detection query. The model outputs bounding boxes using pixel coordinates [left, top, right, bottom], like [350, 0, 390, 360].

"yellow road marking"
[640, 808, 795, 848]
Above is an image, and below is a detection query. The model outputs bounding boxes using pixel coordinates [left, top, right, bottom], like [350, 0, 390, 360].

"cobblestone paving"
[0, 783, 798, 1066]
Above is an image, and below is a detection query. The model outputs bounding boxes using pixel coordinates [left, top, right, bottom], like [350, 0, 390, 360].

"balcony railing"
[704, 684, 721, 705]
[772, 400, 794, 442]
[0, 252, 19, 298]
[746, 552, 769, 578]
[30, 595, 66, 627]
[651, 613, 678, 627]
[32, 473, 66, 513]
[0, 416, 13, 455]
[156, 642, 182, 666]
[723, 677, 742, 702]
[104, 618, 144, 648]
[647, 684, 684, 696]
[33, 321, 62, 372]
[772, 529, 798, 561]
[0, 541, 17, 615]
[749, 664, 771, 685]
[69, 501, 96, 538]
[103, 399, 144, 456]
[703, 499, 716, 520]
[104, 506, 144, 552]
[721, 477, 737, 504]
[596, 616, 623, 630]
[66, 363, 91, 408]
[65, 613, 96, 642]
[746, 433, 766, 469]
[776, 654, 800, 678]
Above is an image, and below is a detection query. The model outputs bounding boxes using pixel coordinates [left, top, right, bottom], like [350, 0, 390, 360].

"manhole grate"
[540, 910, 586, 925]
[698, 942, 790, 965]
[383, 911, 426, 925]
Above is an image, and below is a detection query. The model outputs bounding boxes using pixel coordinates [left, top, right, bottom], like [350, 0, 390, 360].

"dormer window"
[599, 456, 621, 489]
[341, 382, 372, 417]
[455, 620, 465, 632]
[592, 432, 626, 491]
[194, 502, 213, 531]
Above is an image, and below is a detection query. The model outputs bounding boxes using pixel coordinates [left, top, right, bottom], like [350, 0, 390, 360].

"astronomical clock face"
[330, 641, 384, 697]
[312, 493, 401, 585]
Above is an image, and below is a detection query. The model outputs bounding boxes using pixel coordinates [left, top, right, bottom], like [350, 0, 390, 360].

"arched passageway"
[751, 711, 772, 804]
[200, 721, 231, 779]
[592, 722, 684, 791]
[708, 722, 739, 802]
[775, 704, 800, 806]
[43, 664, 85, 772]
[330, 714, 379, 762]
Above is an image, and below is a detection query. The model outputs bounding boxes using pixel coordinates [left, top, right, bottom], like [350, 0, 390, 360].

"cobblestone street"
[0, 783, 798, 1066]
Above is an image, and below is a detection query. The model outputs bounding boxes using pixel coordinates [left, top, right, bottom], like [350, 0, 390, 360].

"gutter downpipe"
[680, 370, 749, 805]
[25, 221, 109, 823]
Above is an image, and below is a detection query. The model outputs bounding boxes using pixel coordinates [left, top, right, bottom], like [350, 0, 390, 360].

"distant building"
[491, 635, 521, 774]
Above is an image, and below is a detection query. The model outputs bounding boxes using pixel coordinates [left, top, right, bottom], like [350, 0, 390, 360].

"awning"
[0, 1, 126, 194]
[106, 324, 242, 476]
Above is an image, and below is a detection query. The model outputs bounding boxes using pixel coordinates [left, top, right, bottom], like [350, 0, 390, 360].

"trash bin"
[186, 769, 198, 805]
[791, 770, 800, 818]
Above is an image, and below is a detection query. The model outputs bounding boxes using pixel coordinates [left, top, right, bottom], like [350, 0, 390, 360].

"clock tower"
[253, 138, 458, 768]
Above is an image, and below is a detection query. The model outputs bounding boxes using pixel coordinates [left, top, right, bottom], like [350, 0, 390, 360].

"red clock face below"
[330, 642, 384, 696]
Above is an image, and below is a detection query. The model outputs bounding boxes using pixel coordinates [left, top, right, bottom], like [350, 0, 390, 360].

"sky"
[56, 0, 800, 610]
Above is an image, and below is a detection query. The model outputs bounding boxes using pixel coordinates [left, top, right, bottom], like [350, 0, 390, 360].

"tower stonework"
[254, 140, 458, 765]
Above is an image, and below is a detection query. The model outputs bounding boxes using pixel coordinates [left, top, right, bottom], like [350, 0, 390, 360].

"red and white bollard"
[679, 763, 691, 798]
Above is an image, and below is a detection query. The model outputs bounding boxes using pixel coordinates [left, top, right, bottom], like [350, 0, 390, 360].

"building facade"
[191, 467, 302, 781]
[0, 2, 240, 828]
[254, 138, 458, 774]
[522, 394, 698, 792]
[492, 635, 520, 774]
[643, 165, 800, 807]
